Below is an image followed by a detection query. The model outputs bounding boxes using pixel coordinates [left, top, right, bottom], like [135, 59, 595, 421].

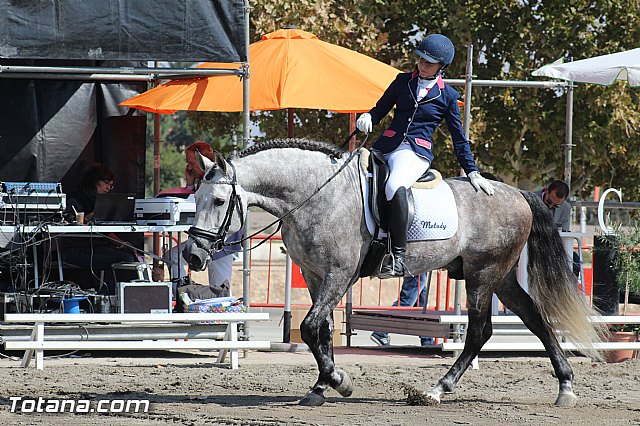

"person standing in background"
[162, 142, 242, 291]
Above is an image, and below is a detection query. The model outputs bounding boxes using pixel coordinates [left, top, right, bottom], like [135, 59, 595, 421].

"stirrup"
[379, 253, 405, 279]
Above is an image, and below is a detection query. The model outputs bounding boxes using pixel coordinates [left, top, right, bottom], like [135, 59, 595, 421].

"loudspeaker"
[116, 282, 172, 314]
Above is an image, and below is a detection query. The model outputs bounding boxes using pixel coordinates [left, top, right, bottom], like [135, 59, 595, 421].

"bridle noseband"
[185, 161, 244, 257]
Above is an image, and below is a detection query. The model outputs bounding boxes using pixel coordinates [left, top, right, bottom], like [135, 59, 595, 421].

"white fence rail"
[3, 313, 270, 370]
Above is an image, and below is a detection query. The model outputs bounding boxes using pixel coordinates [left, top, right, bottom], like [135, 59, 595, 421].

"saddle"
[359, 148, 442, 233]
[358, 148, 443, 277]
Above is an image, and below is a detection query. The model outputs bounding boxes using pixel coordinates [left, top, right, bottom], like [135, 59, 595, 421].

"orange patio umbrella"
[120, 28, 400, 115]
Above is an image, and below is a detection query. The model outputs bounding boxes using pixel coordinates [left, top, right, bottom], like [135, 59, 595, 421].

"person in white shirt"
[163, 142, 242, 289]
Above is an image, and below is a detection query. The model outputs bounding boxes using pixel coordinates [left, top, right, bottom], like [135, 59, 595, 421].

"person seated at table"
[161, 142, 242, 293]
[62, 164, 137, 294]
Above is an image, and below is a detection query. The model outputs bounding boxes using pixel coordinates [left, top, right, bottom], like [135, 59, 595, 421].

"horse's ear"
[214, 151, 229, 175]
[196, 150, 215, 173]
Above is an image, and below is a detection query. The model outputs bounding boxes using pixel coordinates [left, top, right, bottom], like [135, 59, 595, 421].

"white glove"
[356, 113, 372, 133]
[468, 171, 495, 195]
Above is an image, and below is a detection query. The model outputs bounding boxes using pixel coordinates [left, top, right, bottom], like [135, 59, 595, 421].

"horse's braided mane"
[238, 138, 346, 159]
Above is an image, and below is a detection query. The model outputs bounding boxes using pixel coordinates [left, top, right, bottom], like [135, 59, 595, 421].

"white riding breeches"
[384, 143, 431, 200]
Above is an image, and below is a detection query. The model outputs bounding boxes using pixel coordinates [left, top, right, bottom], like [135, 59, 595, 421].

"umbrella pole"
[282, 107, 296, 343]
[344, 112, 359, 348]
[349, 113, 356, 152]
[283, 107, 294, 343]
[287, 108, 295, 138]
[283, 254, 292, 343]
[152, 68, 163, 280]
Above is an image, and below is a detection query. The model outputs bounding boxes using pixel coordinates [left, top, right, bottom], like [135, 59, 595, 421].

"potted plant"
[603, 222, 640, 363]
[605, 323, 639, 363]
[611, 222, 640, 314]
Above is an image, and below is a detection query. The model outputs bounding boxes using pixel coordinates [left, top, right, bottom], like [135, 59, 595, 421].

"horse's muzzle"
[182, 239, 209, 272]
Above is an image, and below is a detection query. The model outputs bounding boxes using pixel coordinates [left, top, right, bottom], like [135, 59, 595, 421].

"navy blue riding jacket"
[368, 72, 478, 174]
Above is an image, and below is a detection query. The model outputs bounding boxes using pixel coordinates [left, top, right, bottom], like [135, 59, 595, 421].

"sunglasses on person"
[543, 192, 561, 209]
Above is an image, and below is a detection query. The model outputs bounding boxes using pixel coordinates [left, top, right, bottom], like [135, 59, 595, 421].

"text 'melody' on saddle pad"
[92, 193, 136, 225]
[406, 183, 458, 240]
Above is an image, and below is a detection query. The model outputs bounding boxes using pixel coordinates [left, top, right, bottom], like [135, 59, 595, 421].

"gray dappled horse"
[183, 139, 602, 408]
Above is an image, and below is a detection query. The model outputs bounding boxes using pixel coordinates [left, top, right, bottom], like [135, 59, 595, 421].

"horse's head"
[183, 151, 246, 271]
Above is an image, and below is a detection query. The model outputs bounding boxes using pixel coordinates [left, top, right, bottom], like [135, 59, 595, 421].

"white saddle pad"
[359, 163, 458, 241]
[407, 183, 458, 240]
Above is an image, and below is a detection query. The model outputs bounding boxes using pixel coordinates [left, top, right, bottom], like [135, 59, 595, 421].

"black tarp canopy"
[0, 0, 246, 62]
[0, 0, 247, 193]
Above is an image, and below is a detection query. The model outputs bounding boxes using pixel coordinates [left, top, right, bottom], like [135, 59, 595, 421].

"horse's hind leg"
[421, 275, 494, 405]
[298, 270, 354, 406]
[495, 269, 577, 407]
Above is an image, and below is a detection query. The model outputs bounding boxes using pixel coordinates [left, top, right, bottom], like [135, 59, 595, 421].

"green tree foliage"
[187, 0, 640, 199]
[145, 111, 195, 148]
[143, 110, 235, 195]
[144, 112, 191, 196]
[144, 142, 184, 197]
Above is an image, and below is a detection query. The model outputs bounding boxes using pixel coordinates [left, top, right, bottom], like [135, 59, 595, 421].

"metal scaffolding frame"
[444, 71, 573, 190]
[4, 30, 580, 347]
[0, 0, 254, 319]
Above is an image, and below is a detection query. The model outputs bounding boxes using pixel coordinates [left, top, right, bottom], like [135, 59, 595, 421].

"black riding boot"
[379, 187, 409, 278]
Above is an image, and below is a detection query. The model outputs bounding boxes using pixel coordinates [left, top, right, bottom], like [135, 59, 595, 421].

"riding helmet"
[416, 34, 455, 65]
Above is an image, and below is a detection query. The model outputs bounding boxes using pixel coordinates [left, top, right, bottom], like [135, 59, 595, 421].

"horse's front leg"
[298, 272, 354, 406]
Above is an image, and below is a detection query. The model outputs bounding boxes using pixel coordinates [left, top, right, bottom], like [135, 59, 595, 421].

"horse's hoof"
[402, 384, 440, 406]
[334, 368, 353, 397]
[555, 391, 577, 407]
[299, 389, 326, 407]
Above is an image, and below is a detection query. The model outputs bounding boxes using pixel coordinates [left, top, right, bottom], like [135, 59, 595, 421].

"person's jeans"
[372, 273, 433, 344]
[572, 251, 581, 278]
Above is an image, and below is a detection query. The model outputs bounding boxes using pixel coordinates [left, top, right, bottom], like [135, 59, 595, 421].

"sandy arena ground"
[5, 216, 634, 425]
[0, 348, 638, 425]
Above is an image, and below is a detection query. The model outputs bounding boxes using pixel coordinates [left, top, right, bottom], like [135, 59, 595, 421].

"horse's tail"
[521, 191, 605, 360]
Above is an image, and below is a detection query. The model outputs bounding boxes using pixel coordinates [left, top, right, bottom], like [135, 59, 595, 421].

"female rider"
[356, 34, 494, 278]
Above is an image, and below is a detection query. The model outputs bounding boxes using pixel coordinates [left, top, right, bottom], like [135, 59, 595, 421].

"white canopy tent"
[532, 47, 640, 191]
[533, 48, 640, 86]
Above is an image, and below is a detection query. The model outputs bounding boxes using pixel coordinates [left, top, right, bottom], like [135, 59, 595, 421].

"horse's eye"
[213, 198, 226, 207]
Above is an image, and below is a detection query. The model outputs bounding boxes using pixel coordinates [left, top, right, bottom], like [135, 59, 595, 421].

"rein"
[186, 131, 369, 255]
